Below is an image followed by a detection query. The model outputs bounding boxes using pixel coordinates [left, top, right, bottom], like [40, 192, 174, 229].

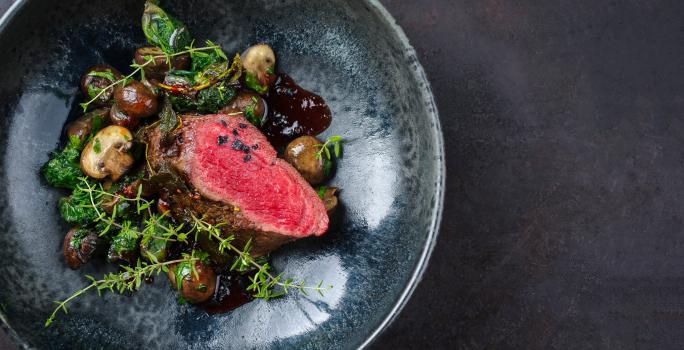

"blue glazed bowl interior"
[0, 0, 443, 348]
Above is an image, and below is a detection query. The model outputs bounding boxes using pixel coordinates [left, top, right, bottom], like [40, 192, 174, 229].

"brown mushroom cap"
[63, 228, 99, 269]
[113, 80, 159, 119]
[66, 108, 110, 142]
[241, 44, 276, 86]
[134, 46, 190, 80]
[80, 64, 122, 107]
[109, 103, 139, 128]
[220, 91, 267, 123]
[321, 187, 339, 214]
[284, 135, 326, 185]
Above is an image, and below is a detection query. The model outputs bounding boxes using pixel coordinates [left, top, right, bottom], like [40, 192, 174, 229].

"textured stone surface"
[375, 0, 684, 349]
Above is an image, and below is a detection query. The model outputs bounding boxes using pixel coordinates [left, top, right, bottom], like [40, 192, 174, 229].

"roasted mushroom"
[65, 108, 110, 142]
[109, 103, 139, 128]
[241, 44, 276, 93]
[63, 227, 100, 269]
[113, 80, 159, 118]
[320, 186, 339, 214]
[80, 125, 135, 181]
[225, 91, 267, 125]
[284, 136, 327, 185]
[80, 64, 122, 107]
[134, 46, 190, 80]
[167, 260, 217, 303]
[107, 231, 139, 264]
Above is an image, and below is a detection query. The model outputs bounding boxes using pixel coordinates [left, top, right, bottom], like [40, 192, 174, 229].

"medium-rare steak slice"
[144, 113, 329, 256]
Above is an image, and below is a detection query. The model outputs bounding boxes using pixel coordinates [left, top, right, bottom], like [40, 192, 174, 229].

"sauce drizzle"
[262, 74, 332, 146]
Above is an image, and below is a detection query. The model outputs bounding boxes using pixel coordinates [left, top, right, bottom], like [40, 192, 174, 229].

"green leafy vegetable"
[58, 183, 101, 225]
[323, 158, 333, 178]
[193, 53, 242, 89]
[173, 261, 193, 290]
[42, 136, 84, 190]
[164, 69, 195, 87]
[244, 71, 268, 94]
[190, 40, 227, 72]
[69, 228, 93, 250]
[110, 228, 139, 255]
[158, 95, 178, 140]
[141, 1, 193, 54]
[243, 96, 262, 126]
[141, 235, 168, 263]
[168, 82, 236, 113]
[93, 138, 102, 154]
[196, 82, 235, 113]
[316, 186, 328, 200]
[87, 69, 117, 81]
[90, 113, 104, 136]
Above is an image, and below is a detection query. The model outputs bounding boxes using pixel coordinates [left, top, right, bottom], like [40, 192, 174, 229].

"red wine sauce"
[262, 74, 332, 146]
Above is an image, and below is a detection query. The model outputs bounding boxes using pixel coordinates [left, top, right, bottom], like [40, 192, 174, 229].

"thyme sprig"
[75, 179, 186, 244]
[315, 135, 343, 160]
[189, 214, 332, 299]
[79, 44, 222, 112]
[47, 179, 331, 326]
[45, 255, 198, 327]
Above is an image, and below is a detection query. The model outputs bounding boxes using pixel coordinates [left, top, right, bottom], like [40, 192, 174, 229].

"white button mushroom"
[80, 125, 135, 181]
[241, 43, 276, 91]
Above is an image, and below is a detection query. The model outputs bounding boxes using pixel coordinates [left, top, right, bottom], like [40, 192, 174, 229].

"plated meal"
[42, 1, 342, 326]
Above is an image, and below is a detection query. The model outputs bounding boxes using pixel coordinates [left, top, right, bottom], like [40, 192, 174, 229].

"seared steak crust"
[143, 114, 328, 256]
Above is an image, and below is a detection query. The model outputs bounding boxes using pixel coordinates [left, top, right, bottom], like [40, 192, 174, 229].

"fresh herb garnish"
[244, 71, 268, 94]
[316, 186, 328, 200]
[93, 138, 102, 154]
[87, 69, 117, 81]
[79, 44, 222, 112]
[315, 135, 343, 160]
[243, 96, 261, 126]
[141, 0, 193, 54]
[191, 40, 228, 71]
[42, 136, 84, 190]
[45, 179, 332, 327]
[158, 95, 179, 141]
[190, 214, 331, 300]
[45, 255, 198, 328]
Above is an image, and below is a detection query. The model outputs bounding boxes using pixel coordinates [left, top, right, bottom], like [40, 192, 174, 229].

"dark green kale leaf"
[243, 96, 262, 126]
[196, 82, 235, 113]
[142, 1, 193, 54]
[168, 94, 197, 113]
[191, 40, 227, 72]
[158, 95, 178, 142]
[42, 136, 84, 190]
[108, 227, 140, 264]
[58, 194, 99, 225]
[168, 82, 235, 114]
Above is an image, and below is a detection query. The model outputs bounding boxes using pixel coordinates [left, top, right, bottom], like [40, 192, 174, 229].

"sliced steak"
[144, 113, 329, 256]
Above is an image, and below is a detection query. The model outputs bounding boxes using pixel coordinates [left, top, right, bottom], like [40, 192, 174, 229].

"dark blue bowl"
[0, 0, 443, 348]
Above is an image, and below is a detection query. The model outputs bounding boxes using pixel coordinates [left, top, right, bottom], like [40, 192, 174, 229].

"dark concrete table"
[5, 1, 684, 349]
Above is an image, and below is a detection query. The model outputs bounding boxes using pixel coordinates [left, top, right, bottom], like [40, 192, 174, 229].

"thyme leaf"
[315, 135, 343, 160]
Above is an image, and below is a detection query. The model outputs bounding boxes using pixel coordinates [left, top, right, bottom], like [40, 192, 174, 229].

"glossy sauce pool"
[199, 268, 253, 314]
[262, 74, 332, 146]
